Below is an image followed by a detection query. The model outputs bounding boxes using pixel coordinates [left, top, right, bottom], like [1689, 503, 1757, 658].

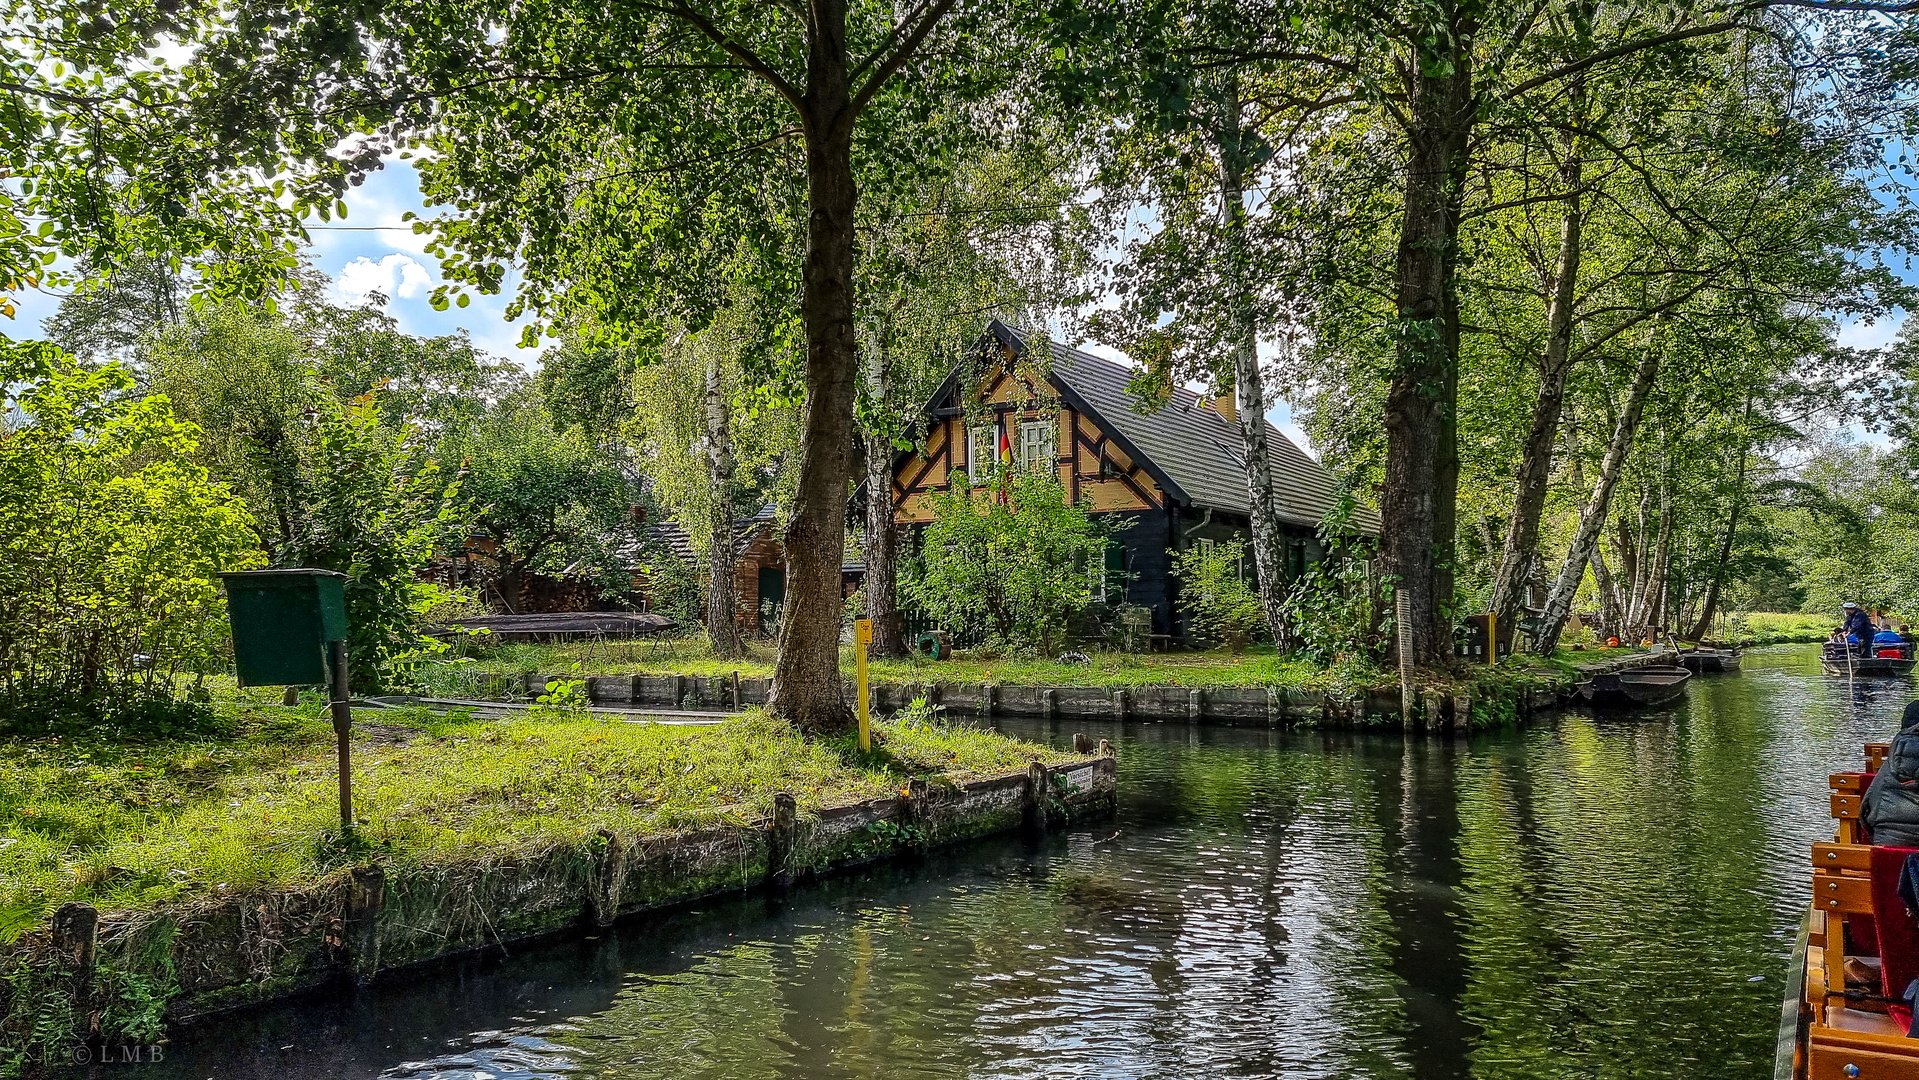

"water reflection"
[137, 647, 1909, 1080]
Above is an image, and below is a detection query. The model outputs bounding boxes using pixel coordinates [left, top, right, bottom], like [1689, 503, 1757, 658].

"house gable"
[892, 346, 1165, 524]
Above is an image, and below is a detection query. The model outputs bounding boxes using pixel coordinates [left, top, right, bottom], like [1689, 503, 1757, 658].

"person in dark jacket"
[1844, 602, 1876, 656]
[1863, 700, 1919, 846]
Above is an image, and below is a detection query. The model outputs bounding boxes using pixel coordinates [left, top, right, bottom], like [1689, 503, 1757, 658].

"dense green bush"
[0, 343, 259, 736]
[903, 470, 1107, 653]
[146, 304, 466, 690]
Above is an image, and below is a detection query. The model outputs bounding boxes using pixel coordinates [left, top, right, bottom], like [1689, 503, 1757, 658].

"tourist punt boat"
[1822, 642, 1918, 678]
[1777, 741, 1919, 1080]
[1575, 665, 1693, 708]
[1675, 646, 1742, 673]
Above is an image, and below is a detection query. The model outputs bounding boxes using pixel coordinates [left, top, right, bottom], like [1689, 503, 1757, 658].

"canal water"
[147, 646, 1911, 1080]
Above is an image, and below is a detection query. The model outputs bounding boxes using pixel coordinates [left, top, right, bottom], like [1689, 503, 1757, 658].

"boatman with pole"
[1843, 601, 1874, 657]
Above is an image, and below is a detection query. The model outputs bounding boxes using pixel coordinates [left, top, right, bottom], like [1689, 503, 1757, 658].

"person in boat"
[1844, 601, 1876, 655]
[1864, 702, 1919, 846]
[1877, 624, 1910, 658]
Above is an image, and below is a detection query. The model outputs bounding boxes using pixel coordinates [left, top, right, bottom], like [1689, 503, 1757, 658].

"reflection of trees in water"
[159, 656, 1858, 1080]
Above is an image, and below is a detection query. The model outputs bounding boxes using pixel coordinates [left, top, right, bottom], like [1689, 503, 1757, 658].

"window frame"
[967, 421, 998, 480]
[1016, 418, 1056, 474]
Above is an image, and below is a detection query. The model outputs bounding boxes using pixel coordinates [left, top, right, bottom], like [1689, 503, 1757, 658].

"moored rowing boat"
[1576, 664, 1693, 708]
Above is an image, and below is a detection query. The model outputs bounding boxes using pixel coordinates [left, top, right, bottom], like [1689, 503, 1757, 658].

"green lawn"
[418, 637, 1366, 697]
[0, 693, 1073, 932]
[1728, 611, 1833, 645]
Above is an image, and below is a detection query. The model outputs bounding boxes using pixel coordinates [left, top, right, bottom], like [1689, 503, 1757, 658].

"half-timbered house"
[892, 321, 1378, 639]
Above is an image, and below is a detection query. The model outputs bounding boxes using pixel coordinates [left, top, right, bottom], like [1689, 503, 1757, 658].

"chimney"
[1213, 390, 1237, 425]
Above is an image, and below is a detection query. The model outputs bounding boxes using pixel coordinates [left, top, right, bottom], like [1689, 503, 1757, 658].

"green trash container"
[219, 569, 348, 686]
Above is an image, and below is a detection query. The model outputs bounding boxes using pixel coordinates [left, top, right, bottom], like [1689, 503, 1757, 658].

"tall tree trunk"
[1625, 486, 1653, 629]
[1489, 126, 1585, 627]
[704, 348, 744, 660]
[1532, 336, 1664, 654]
[1592, 542, 1623, 633]
[1689, 416, 1751, 641]
[1381, 22, 1475, 668]
[1644, 473, 1674, 636]
[863, 334, 907, 658]
[770, 10, 858, 734]
[1215, 79, 1295, 649]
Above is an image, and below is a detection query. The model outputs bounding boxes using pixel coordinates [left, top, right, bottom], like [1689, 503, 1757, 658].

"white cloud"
[335, 254, 431, 306]
[1837, 311, 1907, 351]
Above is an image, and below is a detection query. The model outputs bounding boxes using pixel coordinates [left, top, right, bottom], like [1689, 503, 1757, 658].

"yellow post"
[854, 618, 873, 753]
[1488, 612, 1497, 664]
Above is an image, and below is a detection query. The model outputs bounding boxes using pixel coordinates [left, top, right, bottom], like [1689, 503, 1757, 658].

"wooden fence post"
[768, 792, 798, 895]
[51, 902, 97, 975]
[1023, 761, 1050, 836]
[345, 865, 385, 983]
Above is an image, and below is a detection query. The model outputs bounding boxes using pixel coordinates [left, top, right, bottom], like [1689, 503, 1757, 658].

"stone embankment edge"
[9, 752, 1116, 1033]
[492, 652, 1669, 732]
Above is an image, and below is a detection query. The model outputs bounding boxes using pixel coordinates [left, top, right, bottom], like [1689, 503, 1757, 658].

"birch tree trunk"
[1215, 77, 1296, 649]
[1688, 415, 1751, 641]
[1532, 336, 1665, 654]
[704, 347, 744, 660]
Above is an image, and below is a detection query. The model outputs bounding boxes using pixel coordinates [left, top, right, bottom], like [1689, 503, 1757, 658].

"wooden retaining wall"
[493, 651, 1668, 731]
[14, 754, 1115, 1031]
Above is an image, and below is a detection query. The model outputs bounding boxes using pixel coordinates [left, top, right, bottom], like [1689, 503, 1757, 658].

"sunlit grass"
[418, 636, 1348, 695]
[0, 699, 1070, 930]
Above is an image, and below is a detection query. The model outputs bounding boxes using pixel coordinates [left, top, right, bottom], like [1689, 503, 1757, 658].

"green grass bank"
[0, 694, 1105, 1074]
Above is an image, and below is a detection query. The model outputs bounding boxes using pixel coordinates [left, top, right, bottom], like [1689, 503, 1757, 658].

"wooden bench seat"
[1826, 1007, 1905, 1036]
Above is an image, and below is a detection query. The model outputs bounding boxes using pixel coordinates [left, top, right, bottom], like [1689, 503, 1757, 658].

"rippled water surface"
[146, 647, 1910, 1079]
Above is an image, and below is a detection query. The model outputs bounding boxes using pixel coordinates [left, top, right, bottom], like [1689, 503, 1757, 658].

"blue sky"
[9, 157, 1909, 456]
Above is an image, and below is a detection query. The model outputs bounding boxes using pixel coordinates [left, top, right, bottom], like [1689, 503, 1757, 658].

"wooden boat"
[1777, 741, 1919, 1080]
[1675, 646, 1742, 673]
[1821, 641, 1918, 677]
[1575, 664, 1692, 708]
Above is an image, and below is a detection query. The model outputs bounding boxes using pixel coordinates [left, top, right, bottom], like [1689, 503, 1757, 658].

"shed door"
[757, 566, 786, 634]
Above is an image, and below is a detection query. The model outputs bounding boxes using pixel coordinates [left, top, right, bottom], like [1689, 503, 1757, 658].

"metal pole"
[327, 639, 354, 835]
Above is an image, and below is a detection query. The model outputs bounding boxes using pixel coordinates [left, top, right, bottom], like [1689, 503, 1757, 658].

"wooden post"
[1453, 694, 1473, 734]
[730, 670, 742, 709]
[1042, 688, 1057, 720]
[344, 865, 385, 981]
[1422, 689, 1443, 733]
[1023, 760, 1050, 835]
[587, 829, 626, 928]
[768, 792, 798, 894]
[672, 673, 686, 708]
[1188, 688, 1203, 722]
[1112, 688, 1128, 722]
[327, 639, 354, 835]
[51, 902, 97, 974]
[1396, 588, 1415, 725]
[982, 683, 996, 719]
[854, 619, 872, 752]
